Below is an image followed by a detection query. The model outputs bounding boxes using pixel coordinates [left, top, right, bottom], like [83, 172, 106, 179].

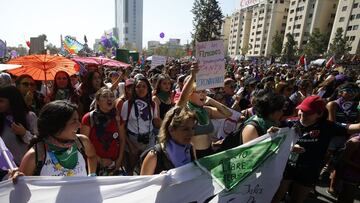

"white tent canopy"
[0, 64, 22, 72]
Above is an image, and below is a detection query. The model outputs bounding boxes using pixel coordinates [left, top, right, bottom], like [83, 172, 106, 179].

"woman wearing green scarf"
[152, 74, 174, 120]
[241, 89, 286, 144]
[177, 63, 232, 158]
[19, 100, 97, 176]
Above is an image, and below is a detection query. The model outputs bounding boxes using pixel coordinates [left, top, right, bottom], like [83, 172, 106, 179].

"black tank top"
[159, 100, 173, 119]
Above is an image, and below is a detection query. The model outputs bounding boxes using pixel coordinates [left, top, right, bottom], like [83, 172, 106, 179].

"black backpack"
[140, 143, 195, 174]
[140, 144, 174, 174]
[218, 120, 263, 152]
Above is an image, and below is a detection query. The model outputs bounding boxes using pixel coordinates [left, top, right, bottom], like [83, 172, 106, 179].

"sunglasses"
[21, 82, 36, 87]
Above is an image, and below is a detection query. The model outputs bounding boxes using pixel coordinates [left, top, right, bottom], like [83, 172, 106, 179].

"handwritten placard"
[195, 40, 225, 90]
[151, 55, 167, 68]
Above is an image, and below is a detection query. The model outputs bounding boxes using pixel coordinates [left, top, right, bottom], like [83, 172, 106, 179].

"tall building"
[283, 0, 338, 49]
[248, 0, 289, 56]
[221, 16, 232, 56]
[228, 0, 290, 58]
[329, 0, 360, 54]
[115, 0, 143, 51]
[228, 9, 254, 57]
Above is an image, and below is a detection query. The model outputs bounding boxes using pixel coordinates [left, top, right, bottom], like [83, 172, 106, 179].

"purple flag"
[0, 137, 17, 170]
[0, 40, 6, 58]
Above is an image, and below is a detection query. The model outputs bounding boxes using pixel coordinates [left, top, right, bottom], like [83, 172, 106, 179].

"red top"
[82, 112, 119, 160]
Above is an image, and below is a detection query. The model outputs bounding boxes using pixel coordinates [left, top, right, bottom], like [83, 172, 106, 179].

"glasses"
[21, 82, 36, 87]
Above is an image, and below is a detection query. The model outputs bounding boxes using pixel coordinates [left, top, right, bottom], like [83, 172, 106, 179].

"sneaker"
[326, 189, 338, 197]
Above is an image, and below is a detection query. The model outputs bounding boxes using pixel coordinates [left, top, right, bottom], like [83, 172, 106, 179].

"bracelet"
[88, 173, 97, 177]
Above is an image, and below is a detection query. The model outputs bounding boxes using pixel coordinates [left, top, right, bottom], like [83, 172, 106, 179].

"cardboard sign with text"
[196, 40, 225, 90]
[151, 55, 167, 68]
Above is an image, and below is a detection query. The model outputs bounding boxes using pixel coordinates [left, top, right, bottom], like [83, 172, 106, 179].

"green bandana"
[187, 101, 209, 125]
[157, 90, 170, 103]
[47, 143, 78, 169]
[55, 89, 70, 101]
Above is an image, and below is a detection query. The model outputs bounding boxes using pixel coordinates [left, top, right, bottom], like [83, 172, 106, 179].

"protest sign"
[196, 40, 225, 90]
[151, 55, 166, 68]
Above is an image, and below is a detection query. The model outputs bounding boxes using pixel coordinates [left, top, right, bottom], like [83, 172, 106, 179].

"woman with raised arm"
[176, 63, 232, 158]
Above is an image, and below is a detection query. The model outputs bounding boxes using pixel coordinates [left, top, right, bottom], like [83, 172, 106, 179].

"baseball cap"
[296, 95, 326, 115]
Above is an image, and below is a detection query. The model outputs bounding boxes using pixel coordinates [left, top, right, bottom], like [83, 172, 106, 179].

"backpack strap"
[89, 110, 94, 128]
[74, 135, 88, 173]
[34, 142, 46, 176]
[140, 143, 175, 174]
[156, 144, 174, 172]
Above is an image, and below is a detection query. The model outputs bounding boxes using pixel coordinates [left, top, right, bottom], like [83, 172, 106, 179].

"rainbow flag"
[63, 36, 84, 54]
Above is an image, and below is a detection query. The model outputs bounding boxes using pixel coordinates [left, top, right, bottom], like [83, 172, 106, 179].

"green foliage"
[302, 28, 329, 60]
[271, 31, 283, 57]
[46, 43, 60, 55]
[191, 0, 224, 44]
[327, 28, 352, 59]
[281, 33, 297, 63]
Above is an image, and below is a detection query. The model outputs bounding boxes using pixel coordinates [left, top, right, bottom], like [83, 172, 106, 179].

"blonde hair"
[158, 106, 197, 144]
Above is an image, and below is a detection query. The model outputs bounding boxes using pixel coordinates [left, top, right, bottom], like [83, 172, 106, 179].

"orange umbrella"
[7, 54, 77, 81]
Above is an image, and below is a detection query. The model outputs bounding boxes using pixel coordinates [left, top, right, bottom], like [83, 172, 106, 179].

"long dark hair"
[0, 86, 30, 137]
[51, 71, 76, 101]
[154, 74, 172, 95]
[81, 70, 103, 97]
[30, 100, 77, 147]
[253, 89, 286, 119]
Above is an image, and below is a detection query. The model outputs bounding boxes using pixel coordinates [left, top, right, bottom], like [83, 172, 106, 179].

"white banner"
[239, 0, 264, 9]
[195, 40, 225, 90]
[0, 128, 296, 203]
[151, 55, 167, 68]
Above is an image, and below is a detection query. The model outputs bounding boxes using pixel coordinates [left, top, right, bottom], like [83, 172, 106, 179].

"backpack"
[218, 120, 263, 152]
[139, 144, 174, 174]
[139, 143, 195, 174]
[33, 135, 87, 176]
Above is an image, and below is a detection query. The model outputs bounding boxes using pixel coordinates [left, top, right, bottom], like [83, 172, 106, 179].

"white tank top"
[40, 150, 87, 176]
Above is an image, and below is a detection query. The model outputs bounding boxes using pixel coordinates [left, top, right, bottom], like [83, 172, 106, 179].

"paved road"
[304, 182, 360, 203]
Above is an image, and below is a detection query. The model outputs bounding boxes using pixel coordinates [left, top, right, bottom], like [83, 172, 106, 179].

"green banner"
[196, 136, 285, 190]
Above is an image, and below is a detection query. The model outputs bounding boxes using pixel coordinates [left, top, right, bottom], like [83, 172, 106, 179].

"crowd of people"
[0, 58, 359, 202]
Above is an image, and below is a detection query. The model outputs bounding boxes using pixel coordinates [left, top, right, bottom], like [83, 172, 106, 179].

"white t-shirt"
[40, 150, 87, 176]
[121, 99, 159, 134]
[211, 108, 242, 140]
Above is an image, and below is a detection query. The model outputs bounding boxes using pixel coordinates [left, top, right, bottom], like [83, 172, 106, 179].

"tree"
[327, 28, 352, 59]
[302, 28, 329, 60]
[282, 33, 297, 63]
[271, 31, 284, 57]
[46, 43, 60, 54]
[191, 0, 224, 44]
[240, 44, 252, 56]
